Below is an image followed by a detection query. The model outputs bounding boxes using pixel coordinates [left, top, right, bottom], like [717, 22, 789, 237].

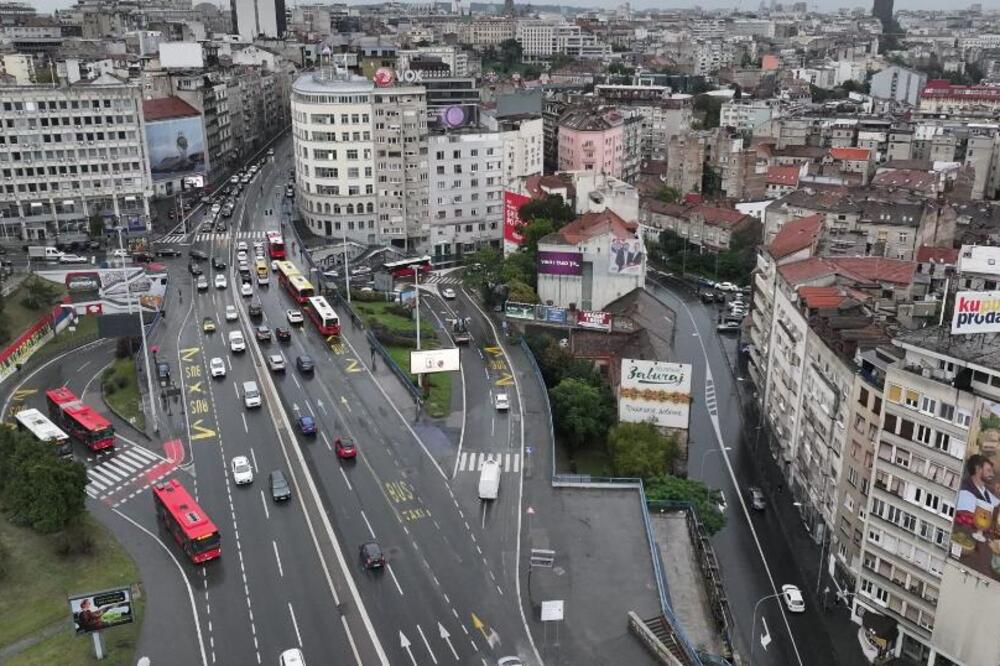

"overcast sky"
[22, 0, 1000, 17]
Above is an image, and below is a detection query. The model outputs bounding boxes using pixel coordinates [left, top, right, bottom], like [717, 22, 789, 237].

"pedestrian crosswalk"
[85, 444, 167, 499]
[157, 230, 270, 244]
[425, 273, 462, 285]
[456, 451, 520, 473]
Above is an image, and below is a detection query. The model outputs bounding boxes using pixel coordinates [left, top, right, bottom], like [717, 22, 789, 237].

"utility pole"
[117, 228, 158, 435]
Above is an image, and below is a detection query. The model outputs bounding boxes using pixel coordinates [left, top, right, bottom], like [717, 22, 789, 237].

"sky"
[20, 0, 1000, 17]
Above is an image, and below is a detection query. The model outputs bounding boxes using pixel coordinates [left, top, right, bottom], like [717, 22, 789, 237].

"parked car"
[59, 253, 88, 264]
[269, 470, 292, 502]
[700, 291, 716, 304]
[715, 281, 739, 292]
[231, 455, 253, 485]
[156, 362, 170, 387]
[360, 541, 385, 569]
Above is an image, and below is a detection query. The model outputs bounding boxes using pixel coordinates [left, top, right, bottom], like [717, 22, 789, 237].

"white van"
[243, 381, 261, 408]
[478, 456, 501, 501]
[27, 246, 64, 261]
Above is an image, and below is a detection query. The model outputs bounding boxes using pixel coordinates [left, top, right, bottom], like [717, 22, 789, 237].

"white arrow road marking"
[400, 631, 417, 666]
[761, 617, 772, 650]
[439, 622, 459, 661]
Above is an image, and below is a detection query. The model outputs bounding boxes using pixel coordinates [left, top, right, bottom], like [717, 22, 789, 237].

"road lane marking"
[250, 447, 258, 472]
[242, 412, 248, 433]
[360, 510, 376, 539]
[260, 491, 270, 519]
[386, 563, 405, 596]
[416, 624, 438, 664]
[289, 602, 302, 647]
[272, 540, 284, 577]
[340, 465, 353, 491]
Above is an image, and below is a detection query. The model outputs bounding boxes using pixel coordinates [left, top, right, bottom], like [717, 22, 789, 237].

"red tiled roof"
[690, 205, 750, 229]
[682, 192, 703, 205]
[777, 257, 838, 285]
[828, 147, 870, 162]
[143, 96, 200, 122]
[551, 209, 637, 245]
[766, 165, 800, 187]
[829, 257, 916, 285]
[767, 214, 823, 259]
[916, 246, 959, 264]
[871, 170, 937, 192]
[798, 286, 851, 309]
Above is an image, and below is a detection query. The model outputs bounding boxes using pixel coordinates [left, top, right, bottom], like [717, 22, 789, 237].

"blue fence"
[518, 337, 706, 666]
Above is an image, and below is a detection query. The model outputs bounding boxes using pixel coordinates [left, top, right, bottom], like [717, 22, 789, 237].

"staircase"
[628, 611, 694, 666]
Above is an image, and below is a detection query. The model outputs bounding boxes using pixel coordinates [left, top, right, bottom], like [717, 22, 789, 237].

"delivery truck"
[478, 456, 501, 501]
[28, 246, 64, 261]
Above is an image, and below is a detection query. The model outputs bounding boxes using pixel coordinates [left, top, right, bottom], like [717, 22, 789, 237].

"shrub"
[52, 519, 95, 557]
[116, 374, 128, 390]
[0, 536, 8, 580]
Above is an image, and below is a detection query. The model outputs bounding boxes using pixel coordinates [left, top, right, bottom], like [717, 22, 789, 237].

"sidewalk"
[0, 620, 67, 661]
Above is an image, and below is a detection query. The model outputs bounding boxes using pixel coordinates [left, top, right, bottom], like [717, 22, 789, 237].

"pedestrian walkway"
[85, 442, 168, 499]
[423, 273, 462, 285]
[455, 451, 520, 473]
[157, 230, 270, 244]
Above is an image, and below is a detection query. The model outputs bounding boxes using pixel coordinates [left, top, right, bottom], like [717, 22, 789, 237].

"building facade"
[373, 86, 429, 250]
[231, 0, 285, 40]
[870, 66, 927, 106]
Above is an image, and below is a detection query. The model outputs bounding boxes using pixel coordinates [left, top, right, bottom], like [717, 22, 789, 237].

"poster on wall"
[503, 192, 532, 255]
[537, 251, 582, 276]
[608, 236, 645, 276]
[576, 310, 611, 331]
[145, 116, 207, 181]
[618, 359, 692, 429]
[948, 398, 1000, 581]
[952, 291, 1000, 335]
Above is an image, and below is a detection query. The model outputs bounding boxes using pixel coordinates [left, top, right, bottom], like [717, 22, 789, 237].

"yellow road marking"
[190, 419, 216, 440]
[180, 347, 200, 362]
[345, 358, 361, 373]
[495, 373, 514, 386]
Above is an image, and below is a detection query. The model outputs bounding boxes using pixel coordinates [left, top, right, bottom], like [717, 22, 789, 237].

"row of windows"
[2, 98, 133, 112]
[2, 114, 136, 130]
[434, 206, 500, 219]
[309, 113, 370, 125]
[314, 167, 373, 179]
[863, 550, 941, 605]
[434, 147, 496, 159]
[885, 384, 971, 430]
[865, 527, 946, 585]
[309, 201, 376, 215]
[858, 576, 936, 632]
[1, 177, 144, 196]
[869, 495, 951, 553]
[315, 184, 375, 196]
[2, 162, 142, 178]
[0, 130, 137, 146]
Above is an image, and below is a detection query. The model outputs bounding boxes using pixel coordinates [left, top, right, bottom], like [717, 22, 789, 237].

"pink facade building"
[557, 108, 627, 180]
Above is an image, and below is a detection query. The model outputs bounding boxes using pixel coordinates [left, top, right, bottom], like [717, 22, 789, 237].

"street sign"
[541, 600, 564, 622]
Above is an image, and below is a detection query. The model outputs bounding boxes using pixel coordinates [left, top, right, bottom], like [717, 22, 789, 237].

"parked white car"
[231, 455, 253, 485]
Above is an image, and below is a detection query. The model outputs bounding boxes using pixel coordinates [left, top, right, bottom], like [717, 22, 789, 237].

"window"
[888, 384, 902, 403]
[920, 397, 936, 415]
[956, 409, 972, 429]
[934, 432, 951, 452]
[905, 389, 919, 408]
[938, 402, 955, 421]
[916, 425, 932, 445]
[873, 397, 882, 416]
[859, 387, 869, 407]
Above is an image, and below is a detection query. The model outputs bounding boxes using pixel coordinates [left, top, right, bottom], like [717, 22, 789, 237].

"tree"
[19, 276, 60, 311]
[607, 422, 678, 481]
[645, 475, 727, 536]
[0, 428, 87, 534]
[549, 378, 615, 451]
[693, 94, 723, 129]
[655, 186, 682, 204]
[506, 279, 539, 304]
[88, 214, 105, 239]
[518, 195, 575, 229]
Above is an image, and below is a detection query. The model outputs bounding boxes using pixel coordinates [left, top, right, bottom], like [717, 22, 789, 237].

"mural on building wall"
[145, 116, 207, 181]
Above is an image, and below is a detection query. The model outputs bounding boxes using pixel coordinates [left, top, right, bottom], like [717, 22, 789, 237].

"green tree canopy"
[655, 186, 682, 204]
[506, 278, 539, 304]
[607, 422, 678, 481]
[646, 474, 727, 536]
[549, 378, 615, 451]
[519, 195, 575, 229]
[0, 428, 87, 533]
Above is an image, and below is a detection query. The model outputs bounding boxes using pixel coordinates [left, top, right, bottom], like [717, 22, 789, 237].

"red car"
[335, 437, 357, 459]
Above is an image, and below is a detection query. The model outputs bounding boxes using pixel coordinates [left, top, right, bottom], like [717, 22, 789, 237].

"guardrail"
[517, 336, 706, 666]
[364, 329, 422, 402]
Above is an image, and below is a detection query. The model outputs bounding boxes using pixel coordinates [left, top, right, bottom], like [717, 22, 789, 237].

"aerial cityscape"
[0, 0, 999, 665]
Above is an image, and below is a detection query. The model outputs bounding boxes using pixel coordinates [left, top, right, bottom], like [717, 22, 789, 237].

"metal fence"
[518, 336, 705, 666]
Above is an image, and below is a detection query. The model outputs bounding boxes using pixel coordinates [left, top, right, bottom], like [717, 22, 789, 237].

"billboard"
[537, 251, 583, 276]
[948, 398, 1000, 582]
[503, 191, 532, 254]
[618, 359, 693, 429]
[577, 310, 611, 331]
[505, 302, 535, 320]
[410, 348, 460, 374]
[145, 116, 207, 182]
[609, 236, 645, 276]
[69, 587, 134, 634]
[952, 291, 1000, 335]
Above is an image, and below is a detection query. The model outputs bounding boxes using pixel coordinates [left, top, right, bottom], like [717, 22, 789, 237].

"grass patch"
[352, 300, 436, 339]
[384, 344, 452, 419]
[0, 514, 141, 653]
[0, 279, 67, 346]
[102, 358, 145, 431]
[38, 317, 99, 359]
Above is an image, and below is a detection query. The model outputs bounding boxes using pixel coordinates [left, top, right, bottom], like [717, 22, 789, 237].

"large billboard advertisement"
[618, 359, 693, 429]
[69, 587, 134, 634]
[145, 116, 207, 182]
[503, 191, 532, 255]
[952, 291, 1000, 335]
[537, 251, 583, 276]
[609, 236, 645, 276]
[949, 398, 1000, 582]
[410, 348, 460, 374]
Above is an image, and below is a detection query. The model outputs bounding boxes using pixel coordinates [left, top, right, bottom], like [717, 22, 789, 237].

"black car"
[275, 327, 291, 342]
[212, 257, 227, 270]
[215, 222, 227, 232]
[156, 362, 171, 387]
[189, 249, 208, 261]
[700, 291, 716, 304]
[360, 541, 385, 569]
[269, 470, 292, 502]
[296, 355, 314, 374]
[188, 262, 202, 276]
[248, 302, 262, 318]
[155, 246, 182, 257]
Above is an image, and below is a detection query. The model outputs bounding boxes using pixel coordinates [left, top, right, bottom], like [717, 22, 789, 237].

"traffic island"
[102, 357, 146, 434]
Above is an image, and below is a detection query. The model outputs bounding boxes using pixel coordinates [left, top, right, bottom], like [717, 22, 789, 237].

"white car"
[441, 287, 456, 300]
[271, 260, 279, 271]
[781, 584, 805, 613]
[215, 274, 227, 289]
[231, 455, 253, 485]
[237, 241, 248, 252]
[494, 392, 510, 411]
[716, 281, 739, 292]
[59, 253, 88, 264]
[229, 330, 246, 353]
[196, 276, 209, 291]
[209, 357, 227, 378]
[237, 250, 248, 263]
[286, 309, 304, 325]
[240, 282, 253, 297]
[211, 203, 222, 214]
[225, 304, 238, 321]
[279, 648, 305, 666]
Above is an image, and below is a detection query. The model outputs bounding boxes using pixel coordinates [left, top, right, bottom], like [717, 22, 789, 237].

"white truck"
[28, 246, 63, 262]
[478, 456, 501, 501]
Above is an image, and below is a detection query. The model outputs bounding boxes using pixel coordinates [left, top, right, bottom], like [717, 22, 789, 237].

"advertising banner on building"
[537, 251, 583, 276]
[503, 191, 532, 254]
[539, 305, 569, 324]
[952, 291, 1000, 335]
[609, 236, 645, 276]
[145, 116, 207, 182]
[409, 348, 460, 374]
[618, 359, 693, 429]
[505, 302, 535, 320]
[948, 398, 1000, 582]
[0, 315, 54, 384]
[68, 587, 134, 634]
[576, 310, 611, 331]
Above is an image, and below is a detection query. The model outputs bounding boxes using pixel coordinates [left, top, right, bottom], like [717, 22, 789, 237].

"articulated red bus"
[45, 387, 115, 452]
[384, 255, 433, 279]
[266, 231, 286, 260]
[152, 479, 221, 564]
[274, 260, 315, 304]
[305, 296, 341, 336]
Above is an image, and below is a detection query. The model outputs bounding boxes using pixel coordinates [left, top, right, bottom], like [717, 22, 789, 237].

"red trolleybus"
[45, 387, 115, 452]
[152, 479, 221, 563]
[14, 407, 73, 457]
[384, 255, 433, 279]
[266, 231, 286, 260]
[305, 296, 341, 336]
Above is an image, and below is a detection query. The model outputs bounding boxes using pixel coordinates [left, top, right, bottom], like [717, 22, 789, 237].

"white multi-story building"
[397, 46, 471, 78]
[482, 112, 543, 188]
[516, 21, 611, 63]
[793, 66, 838, 90]
[870, 66, 927, 106]
[428, 129, 504, 258]
[458, 18, 515, 47]
[0, 76, 153, 241]
[691, 38, 738, 75]
[720, 98, 781, 134]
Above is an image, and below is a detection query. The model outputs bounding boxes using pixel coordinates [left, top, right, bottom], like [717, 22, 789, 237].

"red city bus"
[45, 387, 115, 452]
[306, 296, 341, 336]
[266, 231, 286, 260]
[152, 479, 221, 564]
[384, 255, 433, 279]
[274, 261, 315, 304]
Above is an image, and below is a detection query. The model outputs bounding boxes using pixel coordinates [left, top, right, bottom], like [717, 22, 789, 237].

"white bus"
[305, 296, 341, 336]
[14, 407, 72, 456]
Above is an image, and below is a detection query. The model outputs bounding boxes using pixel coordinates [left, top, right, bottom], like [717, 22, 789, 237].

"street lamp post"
[749, 592, 783, 666]
[115, 228, 158, 435]
[699, 445, 733, 478]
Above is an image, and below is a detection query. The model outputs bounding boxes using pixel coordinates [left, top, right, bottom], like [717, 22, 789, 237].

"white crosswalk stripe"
[456, 451, 520, 474]
[84, 444, 165, 498]
[425, 274, 462, 285]
[157, 230, 268, 244]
